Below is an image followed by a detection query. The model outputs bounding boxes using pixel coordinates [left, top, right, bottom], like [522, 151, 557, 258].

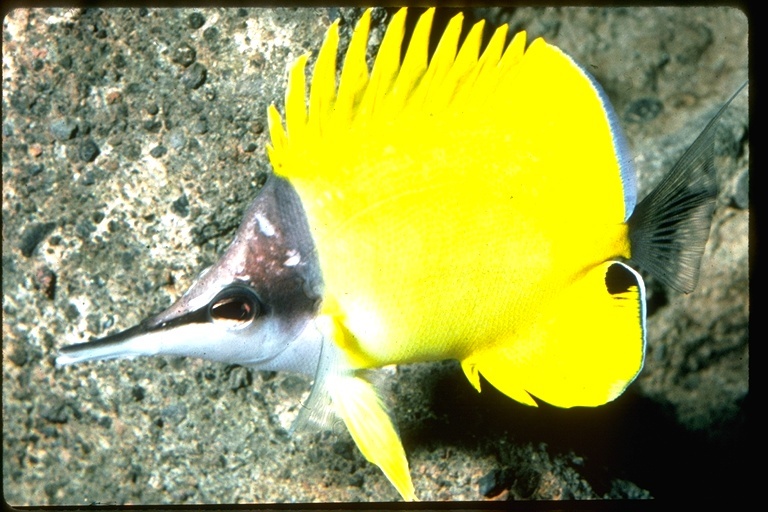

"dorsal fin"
[269, 7, 632, 227]
[266, 8, 527, 179]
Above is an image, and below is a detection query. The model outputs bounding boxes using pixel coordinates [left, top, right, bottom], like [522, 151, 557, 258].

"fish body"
[56, 8, 742, 501]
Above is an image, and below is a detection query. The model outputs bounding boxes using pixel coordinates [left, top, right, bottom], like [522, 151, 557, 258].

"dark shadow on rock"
[404, 361, 748, 500]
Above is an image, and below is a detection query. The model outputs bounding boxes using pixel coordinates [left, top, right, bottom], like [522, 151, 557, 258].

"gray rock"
[49, 118, 78, 141]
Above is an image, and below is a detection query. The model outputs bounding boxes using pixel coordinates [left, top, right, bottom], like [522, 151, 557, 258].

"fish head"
[57, 174, 325, 374]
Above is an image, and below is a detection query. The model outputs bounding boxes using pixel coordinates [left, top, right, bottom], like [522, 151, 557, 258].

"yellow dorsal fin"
[383, 8, 434, 120]
[267, 8, 535, 180]
[426, 18, 484, 113]
[268, 7, 627, 226]
[308, 20, 339, 138]
[457, 23, 508, 110]
[406, 11, 463, 111]
[333, 9, 371, 130]
[356, 8, 408, 121]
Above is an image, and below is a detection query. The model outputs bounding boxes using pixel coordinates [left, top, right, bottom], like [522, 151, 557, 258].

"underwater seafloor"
[3, 6, 748, 505]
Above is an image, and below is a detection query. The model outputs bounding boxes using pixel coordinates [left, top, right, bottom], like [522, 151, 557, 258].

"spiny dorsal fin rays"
[487, 30, 528, 101]
[308, 20, 340, 139]
[476, 24, 508, 78]
[425, 19, 484, 114]
[285, 53, 309, 145]
[333, 9, 371, 129]
[496, 30, 527, 86]
[382, 8, 435, 121]
[457, 23, 508, 111]
[267, 7, 533, 177]
[405, 12, 464, 114]
[356, 8, 408, 122]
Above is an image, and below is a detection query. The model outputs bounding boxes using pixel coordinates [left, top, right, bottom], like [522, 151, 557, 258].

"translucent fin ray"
[291, 316, 341, 433]
[628, 81, 747, 293]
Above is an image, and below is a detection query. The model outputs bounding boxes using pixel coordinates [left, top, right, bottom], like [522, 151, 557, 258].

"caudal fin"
[627, 82, 747, 293]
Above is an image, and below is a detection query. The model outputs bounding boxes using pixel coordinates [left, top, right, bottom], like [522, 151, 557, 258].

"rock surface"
[3, 7, 748, 505]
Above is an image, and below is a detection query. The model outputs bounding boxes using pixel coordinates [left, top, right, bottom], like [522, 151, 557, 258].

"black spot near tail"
[605, 263, 636, 295]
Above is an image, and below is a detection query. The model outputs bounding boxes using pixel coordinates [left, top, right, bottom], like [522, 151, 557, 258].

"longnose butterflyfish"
[57, 8, 745, 501]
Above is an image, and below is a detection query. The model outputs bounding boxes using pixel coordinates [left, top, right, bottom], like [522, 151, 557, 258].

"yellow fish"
[57, 8, 743, 501]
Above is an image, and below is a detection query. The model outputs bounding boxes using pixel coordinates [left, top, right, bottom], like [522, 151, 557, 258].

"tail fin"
[628, 82, 747, 293]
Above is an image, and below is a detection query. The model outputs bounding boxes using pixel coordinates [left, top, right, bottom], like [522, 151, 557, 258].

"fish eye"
[209, 287, 261, 323]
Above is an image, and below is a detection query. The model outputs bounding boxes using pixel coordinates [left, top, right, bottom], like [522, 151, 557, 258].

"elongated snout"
[56, 323, 158, 366]
[56, 284, 262, 366]
[55, 287, 323, 374]
[56, 174, 325, 375]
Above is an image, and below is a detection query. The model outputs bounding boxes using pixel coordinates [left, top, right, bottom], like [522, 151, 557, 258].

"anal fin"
[328, 371, 416, 501]
[462, 261, 646, 408]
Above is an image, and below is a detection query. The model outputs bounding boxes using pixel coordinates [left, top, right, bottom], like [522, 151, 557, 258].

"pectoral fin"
[462, 261, 646, 408]
[291, 316, 340, 433]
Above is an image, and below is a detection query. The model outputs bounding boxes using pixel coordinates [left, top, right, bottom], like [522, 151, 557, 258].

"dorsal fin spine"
[429, 19, 485, 113]
[357, 9, 407, 122]
[334, 9, 372, 129]
[385, 8, 435, 120]
[459, 23, 508, 110]
[309, 20, 340, 139]
[420, 13, 464, 112]
[286, 53, 309, 144]
[408, 12, 464, 114]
